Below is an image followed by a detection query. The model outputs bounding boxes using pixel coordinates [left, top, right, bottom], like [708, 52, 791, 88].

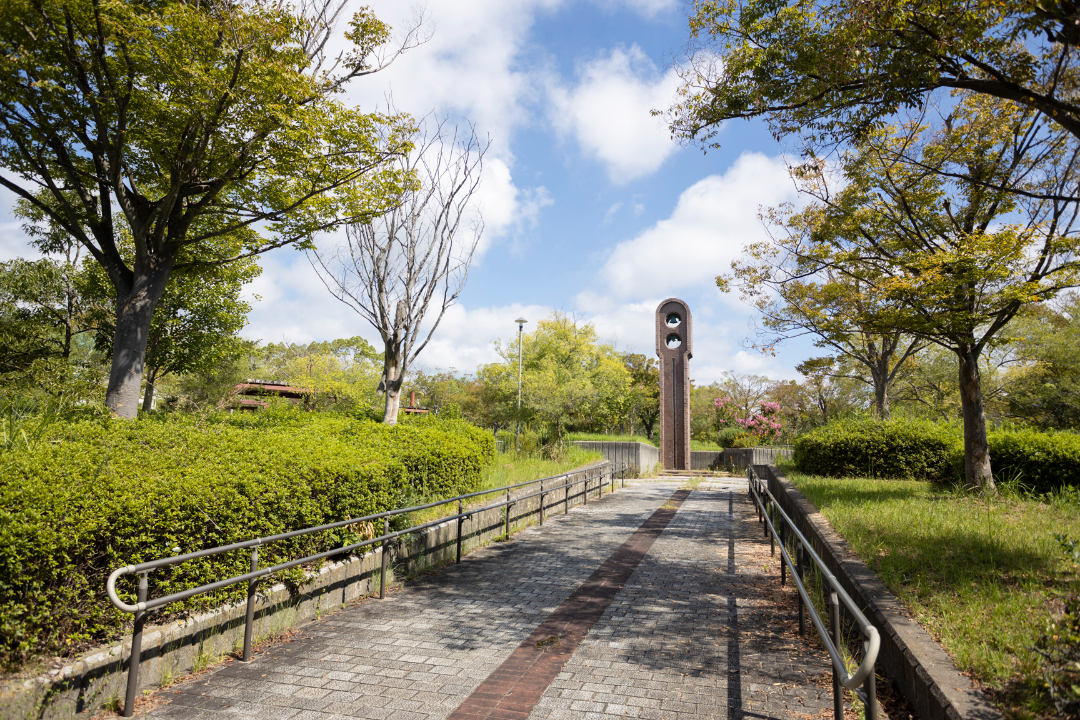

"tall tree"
[622, 353, 660, 439]
[722, 261, 925, 418]
[667, 0, 1080, 145]
[0, 0, 419, 417]
[768, 94, 1080, 490]
[460, 364, 519, 439]
[0, 253, 94, 375]
[1003, 294, 1080, 428]
[82, 255, 260, 411]
[309, 116, 486, 424]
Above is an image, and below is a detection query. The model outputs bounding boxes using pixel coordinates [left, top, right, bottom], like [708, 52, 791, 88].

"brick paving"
[145, 480, 844, 720]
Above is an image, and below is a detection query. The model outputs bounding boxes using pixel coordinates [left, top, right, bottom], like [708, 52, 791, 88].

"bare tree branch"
[308, 112, 487, 423]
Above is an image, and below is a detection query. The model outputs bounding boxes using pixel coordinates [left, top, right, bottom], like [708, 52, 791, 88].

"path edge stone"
[757, 464, 1002, 720]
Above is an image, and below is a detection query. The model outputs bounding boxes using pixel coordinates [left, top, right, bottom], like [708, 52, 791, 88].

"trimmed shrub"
[987, 428, 1080, 493]
[793, 417, 960, 480]
[0, 412, 492, 668]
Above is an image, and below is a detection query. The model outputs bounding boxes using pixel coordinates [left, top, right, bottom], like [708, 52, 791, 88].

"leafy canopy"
[668, 0, 1080, 145]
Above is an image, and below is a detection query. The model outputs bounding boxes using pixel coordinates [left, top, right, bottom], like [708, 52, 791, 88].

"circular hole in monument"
[665, 312, 682, 328]
[665, 333, 682, 349]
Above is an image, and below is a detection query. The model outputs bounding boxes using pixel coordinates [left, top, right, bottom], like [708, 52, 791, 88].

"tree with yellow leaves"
[740, 93, 1080, 491]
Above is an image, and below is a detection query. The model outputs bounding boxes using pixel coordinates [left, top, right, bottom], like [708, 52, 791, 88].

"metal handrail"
[746, 465, 880, 720]
[107, 460, 627, 717]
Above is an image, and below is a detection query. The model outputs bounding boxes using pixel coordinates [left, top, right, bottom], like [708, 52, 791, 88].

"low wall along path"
[138, 480, 842, 720]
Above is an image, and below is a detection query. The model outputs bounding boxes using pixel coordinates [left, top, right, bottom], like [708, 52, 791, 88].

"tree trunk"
[381, 341, 404, 424]
[956, 345, 996, 492]
[142, 368, 158, 412]
[873, 380, 890, 420]
[105, 264, 172, 418]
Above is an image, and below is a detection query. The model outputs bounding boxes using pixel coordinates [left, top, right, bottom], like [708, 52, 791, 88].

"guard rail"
[107, 461, 627, 716]
[747, 465, 880, 720]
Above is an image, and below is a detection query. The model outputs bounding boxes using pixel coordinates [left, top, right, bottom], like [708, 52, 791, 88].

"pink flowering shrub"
[712, 397, 783, 444]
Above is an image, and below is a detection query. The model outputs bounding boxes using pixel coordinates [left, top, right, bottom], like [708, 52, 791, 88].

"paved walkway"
[146, 482, 843, 720]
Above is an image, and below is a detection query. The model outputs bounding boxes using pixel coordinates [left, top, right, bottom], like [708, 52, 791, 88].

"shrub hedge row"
[986, 428, 1080, 494]
[793, 418, 1080, 490]
[792, 418, 962, 481]
[0, 411, 494, 668]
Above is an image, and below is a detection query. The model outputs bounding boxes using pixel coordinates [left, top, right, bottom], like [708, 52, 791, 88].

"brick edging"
[758, 465, 1001, 720]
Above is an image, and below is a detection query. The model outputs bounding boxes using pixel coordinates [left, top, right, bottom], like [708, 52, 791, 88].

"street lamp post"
[514, 317, 527, 452]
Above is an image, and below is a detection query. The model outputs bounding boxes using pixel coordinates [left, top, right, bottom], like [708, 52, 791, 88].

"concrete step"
[657, 469, 735, 478]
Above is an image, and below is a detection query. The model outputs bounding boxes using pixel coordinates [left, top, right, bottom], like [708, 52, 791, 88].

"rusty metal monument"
[655, 298, 692, 471]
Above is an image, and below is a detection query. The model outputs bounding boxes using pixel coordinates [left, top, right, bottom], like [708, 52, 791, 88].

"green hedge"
[986, 428, 1080, 493]
[793, 418, 960, 480]
[0, 412, 493, 668]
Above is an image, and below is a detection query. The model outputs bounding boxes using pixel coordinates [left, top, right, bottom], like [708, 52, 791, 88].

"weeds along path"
[140, 481, 843, 720]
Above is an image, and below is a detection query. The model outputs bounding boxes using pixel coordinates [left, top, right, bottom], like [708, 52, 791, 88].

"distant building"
[231, 380, 312, 411]
[402, 391, 429, 415]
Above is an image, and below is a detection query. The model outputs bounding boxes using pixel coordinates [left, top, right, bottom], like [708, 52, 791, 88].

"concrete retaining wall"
[0, 462, 617, 720]
[571, 442, 790, 474]
[758, 464, 1001, 720]
[691, 447, 793, 472]
[572, 441, 659, 476]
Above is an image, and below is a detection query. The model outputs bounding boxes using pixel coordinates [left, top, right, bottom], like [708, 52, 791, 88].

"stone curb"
[758, 465, 1002, 720]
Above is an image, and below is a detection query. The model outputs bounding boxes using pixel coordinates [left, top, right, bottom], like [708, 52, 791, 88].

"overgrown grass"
[564, 431, 722, 451]
[565, 432, 657, 446]
[789, 473, 1080, 717]
[405, 447, 604, 526]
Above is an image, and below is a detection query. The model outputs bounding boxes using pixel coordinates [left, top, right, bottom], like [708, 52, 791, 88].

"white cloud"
[549, 45, 681, 183]
[565, 152, 803, 382]
[602, 202, 622, 225]
[590, 152, 797, 300]
[349, 0, 558, 161]
[602, 0, 678, 15]
[413, 302, 553, 372]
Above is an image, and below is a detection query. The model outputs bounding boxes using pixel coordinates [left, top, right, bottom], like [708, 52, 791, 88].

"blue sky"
[0, 0, 821, 383]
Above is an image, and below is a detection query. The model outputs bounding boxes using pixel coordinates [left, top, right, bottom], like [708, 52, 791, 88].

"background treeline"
[7, 254, 1080, 452]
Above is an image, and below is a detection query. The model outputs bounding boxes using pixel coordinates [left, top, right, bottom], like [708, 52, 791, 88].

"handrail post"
[505, 487, 512, 538]
[242, 545, 259, 661]
[539, 480, 544, 525]
[122, 572, 148, 718]
[564, 475, 569, 514]
[831, 592, 843, 720]
[456, 500, 464, 564]
[864, 641, 878, 720]
[584, 471, 588, 505]
[780, 523, 786, 586]
[796, 543, 805, 636]
[379, 517, 389, 599]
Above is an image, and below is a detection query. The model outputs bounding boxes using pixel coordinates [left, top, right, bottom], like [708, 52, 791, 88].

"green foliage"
[0, 0, 414, 416]
[985, 429, 1080, 494]
[493, 312, 632, 441]
[0, 412, 491, 669]
[793, 417, 961, 480]
[669, 0, 1080, 146]
[1034, 593, 1080, 720]
[81, 243, 260, 404]
[790, 474, 1080, 714]
[1005, 295, 1080, 429]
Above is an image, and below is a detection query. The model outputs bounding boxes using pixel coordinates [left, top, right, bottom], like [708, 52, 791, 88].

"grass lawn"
[407, 447, 604, 526]
[564, 431, 724, 451]
[565, 432, 658, 446]
[788, 472, 1080, 716]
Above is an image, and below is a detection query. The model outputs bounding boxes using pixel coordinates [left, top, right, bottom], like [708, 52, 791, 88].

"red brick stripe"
[446, 488, 692, 720]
